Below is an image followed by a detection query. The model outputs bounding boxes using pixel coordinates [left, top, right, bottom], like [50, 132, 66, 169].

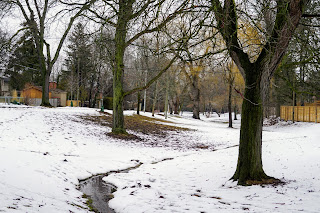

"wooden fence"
[280, 106, 320, 123]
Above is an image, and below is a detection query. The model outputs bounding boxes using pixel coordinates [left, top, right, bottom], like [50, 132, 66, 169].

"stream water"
[78, 161, 166, 212]
[79, 175, 116, 213]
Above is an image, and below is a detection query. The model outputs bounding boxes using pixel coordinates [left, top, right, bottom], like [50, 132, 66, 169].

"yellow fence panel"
[280, 105, 320, 123]
[66, 100, 81, 107]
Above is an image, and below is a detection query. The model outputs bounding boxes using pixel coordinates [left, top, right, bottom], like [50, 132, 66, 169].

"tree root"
[40, 102, 52, 107]
[231, 171, 283, 186]
[245, 178, 283, 186]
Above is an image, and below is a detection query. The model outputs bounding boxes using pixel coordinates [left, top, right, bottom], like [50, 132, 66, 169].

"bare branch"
[125, 0, 190, 47]
[51, 0, 97, 65]
[123, 55, 177, 97]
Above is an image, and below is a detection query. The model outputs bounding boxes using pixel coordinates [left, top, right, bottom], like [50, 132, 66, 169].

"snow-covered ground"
[0, 104, 319, 212]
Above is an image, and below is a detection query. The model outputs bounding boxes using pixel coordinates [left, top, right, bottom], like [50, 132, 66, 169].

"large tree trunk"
[89, 79, 94, 108]
[164, 74, 169, 119]
[111, 0, 132, 134]
[191, 82, 200, 119]
[112, 68, 125, 133]
[41, 68, 51, 106]
[38, 32, 51, 107]
[212, 0, 305, 186]
[191, 91, 200, 119]
[234, 98, 238, 120]
[169, 99, 174, 115]
[143, 71, 147, 112]
[228, 79, 233, 128]
[181, 62, 200, 119]
[152, 80, 158, 116]
[173, 96, 179, 115]
[137, 91, 140, 115]
[231, 69, 269, 185]
[112, 25, 126, 133]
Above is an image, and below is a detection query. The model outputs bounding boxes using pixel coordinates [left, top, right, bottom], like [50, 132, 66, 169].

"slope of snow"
[0, 105, 182, 212]
[105, 112, 320, 213]
[0, 104, 319, 212]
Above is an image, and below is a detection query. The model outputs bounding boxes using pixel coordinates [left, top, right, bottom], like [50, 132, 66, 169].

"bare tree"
[4, 0, 96, 106]
[167, 7, 224, 119]
[223, 62, 235, 128]
[88, 0, 190, 134]
[211, 0, 309, 185]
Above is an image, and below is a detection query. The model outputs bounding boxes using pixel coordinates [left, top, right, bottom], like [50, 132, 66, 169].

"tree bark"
[152, 80, 158, 116]
[173, 96, 179, 114]
[111, 0, 132, 134]
[137, 91, 140, 115]
[89, 75, 95, 108]
[165, 73, 169, 119]
[234, 96, 238, 120]
[143, 70, 147, 112]
[112, 43, 126, 133]
[231, 68, 269, 185]
[189, 71, 200, 119]
[41, 68, 51, 106]
[228, 78, 232, 128]
[191, 86, 200, 119]
[212, 0, 306, 185]
[169, 99, 174, 114]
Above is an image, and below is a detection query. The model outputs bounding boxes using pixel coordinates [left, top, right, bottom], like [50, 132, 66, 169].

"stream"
[79, 159, 174, 213]
[79, 162, 143, 213]
[79, 174, 116, 213]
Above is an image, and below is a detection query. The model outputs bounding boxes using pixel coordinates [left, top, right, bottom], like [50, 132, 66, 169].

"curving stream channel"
[79, 162, 143, 213]
[79, 158, 174, 213]
[79, 174, 117, 213]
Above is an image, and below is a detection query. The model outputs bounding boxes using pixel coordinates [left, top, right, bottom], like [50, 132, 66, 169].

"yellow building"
[21, 86, 52, 99]
[21, 84, 69, 107]
[21, 85, 52, 106]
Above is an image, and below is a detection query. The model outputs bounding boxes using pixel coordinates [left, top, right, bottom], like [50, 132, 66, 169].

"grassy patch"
[125, 114, 189, 135]
[82, 194, 98, 212]
[82, 112, 189, 137]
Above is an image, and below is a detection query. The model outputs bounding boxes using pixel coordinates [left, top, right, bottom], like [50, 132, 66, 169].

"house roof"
[23, 85, 43, 92]
[23, 85, 67, 93]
